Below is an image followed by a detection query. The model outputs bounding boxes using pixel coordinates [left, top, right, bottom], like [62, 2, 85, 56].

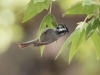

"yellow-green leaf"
[86, 17, 100, 39]
[63, 1, 97, 16]
[55, 29, 80, 59]
[69, 29, 85, 64]
[92, 31, 100, 60]
[40, 45, 46, 57]
[22, 0, 50, 22]
[51, 13, 58, 27]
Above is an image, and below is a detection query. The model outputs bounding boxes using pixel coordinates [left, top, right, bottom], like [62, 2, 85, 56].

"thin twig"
[49, 0, 52, 13]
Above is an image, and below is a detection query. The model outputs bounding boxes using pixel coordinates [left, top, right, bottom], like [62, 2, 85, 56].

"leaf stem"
[84, 16, 88, 22]
[49, 0, 52, 13]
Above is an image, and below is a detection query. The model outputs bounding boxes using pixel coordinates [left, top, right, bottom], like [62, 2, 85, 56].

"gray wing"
[40, 28, 58, 43]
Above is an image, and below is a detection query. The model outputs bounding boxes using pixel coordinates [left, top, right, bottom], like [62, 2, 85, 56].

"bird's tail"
[18, 39, 38, 48]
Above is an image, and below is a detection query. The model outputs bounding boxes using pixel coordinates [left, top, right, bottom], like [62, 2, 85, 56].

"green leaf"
[51, 13, 58, 27]
[92, 31, 100, 60]
[22, 0, 50, 23]
[69, 29, 85, 64]
[86, 17, 100, 39]
[33, 0, 45, 4]
[97, 25, 100, 35]
[82, 0, 96, 6]
[55, 29, 80, 59]
[86, 22, 94, 39]
[63, 1, 97, 16]
[38, 13, 57, 38]
[92, 17, 100, 29]
[76, 22, 88, 31]
[38, 13, 51, 38]
[40, 45, 45, 57]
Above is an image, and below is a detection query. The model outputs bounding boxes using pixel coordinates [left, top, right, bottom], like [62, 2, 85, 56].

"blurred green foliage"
[0, 0, 29, 53]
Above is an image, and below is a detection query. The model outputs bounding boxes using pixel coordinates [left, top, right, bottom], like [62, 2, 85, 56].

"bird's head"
[56, 23, 69, 36]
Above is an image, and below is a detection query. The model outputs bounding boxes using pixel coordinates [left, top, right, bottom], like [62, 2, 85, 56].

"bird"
[18, 24, 69, 48]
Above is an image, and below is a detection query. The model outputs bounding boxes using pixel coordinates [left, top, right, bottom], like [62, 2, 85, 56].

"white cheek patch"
[59, 28, 66, 31]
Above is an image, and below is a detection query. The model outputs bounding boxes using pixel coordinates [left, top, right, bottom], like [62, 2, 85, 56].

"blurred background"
[0, 0, 100, 75]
